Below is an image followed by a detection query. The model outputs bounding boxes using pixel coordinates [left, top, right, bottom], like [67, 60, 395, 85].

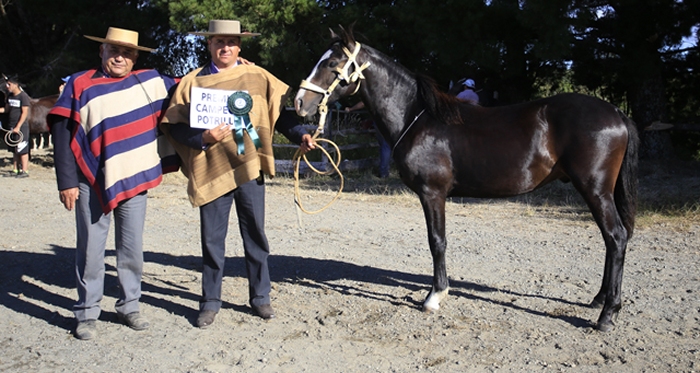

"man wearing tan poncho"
[161, 20, 315, 328]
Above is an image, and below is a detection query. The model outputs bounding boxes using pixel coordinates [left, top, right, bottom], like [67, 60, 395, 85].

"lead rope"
[2, 127, 23, 147]
[391, 109, 425, 154]
[292, 42, 371, 220]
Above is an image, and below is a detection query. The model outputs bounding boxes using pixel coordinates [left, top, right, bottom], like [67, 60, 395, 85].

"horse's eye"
[329, 60, 338, 68]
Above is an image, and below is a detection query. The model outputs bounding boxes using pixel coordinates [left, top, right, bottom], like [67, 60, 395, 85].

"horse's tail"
[615, 109, 639, 239]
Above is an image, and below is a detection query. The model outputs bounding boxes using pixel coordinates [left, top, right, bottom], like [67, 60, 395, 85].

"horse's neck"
[360, 51, 420, 145]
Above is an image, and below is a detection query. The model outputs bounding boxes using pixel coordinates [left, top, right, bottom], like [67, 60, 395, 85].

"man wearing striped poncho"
[48, 27, 178, 340]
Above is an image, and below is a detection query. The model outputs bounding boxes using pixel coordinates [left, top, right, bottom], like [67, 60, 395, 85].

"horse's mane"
[416, 74, 463, 126]
[335, 24, 463, 126]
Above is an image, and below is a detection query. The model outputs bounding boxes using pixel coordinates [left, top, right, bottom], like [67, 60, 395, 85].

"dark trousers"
[373, 122, 390, 177]
[199, 177, 271, 312]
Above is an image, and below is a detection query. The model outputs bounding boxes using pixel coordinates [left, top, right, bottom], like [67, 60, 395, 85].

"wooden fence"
[274, 107, 380, 174]
[645, 121, 700, 132]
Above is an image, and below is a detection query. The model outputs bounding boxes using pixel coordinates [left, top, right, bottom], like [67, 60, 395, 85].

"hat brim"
[188, 32, 260, 37]
[84, 35, 155, 52]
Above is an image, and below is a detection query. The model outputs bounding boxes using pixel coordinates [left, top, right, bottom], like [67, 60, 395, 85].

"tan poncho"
[161, 65, 290, 207]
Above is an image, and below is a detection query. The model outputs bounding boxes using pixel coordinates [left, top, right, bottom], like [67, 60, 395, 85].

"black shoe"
[252, 304, 276, 320]
[196, 310, 217, 328]
[2, 170, 18, 177]
[15, 171, 29, 178]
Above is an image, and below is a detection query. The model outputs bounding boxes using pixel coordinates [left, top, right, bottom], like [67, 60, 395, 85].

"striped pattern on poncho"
[49, 69, 178, 213]
[161, 65, 289, 207]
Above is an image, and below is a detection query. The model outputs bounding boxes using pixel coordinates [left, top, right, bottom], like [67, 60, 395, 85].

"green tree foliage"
[154, 0, 323, 84]
[314, 0, 574, 105]
[1, 0, 697, 156]
[0, 0, 170, 96]
[571, 0, 700, 157]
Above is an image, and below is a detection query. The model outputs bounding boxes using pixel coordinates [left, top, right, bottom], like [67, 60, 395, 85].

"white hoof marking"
[423, 288, 449, 313]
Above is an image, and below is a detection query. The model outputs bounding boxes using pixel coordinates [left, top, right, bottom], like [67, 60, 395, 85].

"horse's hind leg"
[578, 190, 629, 332]
[418, 193, 449, 312]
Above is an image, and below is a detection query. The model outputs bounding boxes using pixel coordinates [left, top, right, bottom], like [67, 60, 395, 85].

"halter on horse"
[295, 26, 639, 332]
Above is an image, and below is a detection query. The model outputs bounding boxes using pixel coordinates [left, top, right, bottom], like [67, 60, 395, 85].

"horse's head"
[0, 74, 8, 95]
[294, 26, 370, 118]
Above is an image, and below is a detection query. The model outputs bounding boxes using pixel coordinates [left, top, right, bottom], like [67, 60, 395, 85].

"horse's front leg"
[419, 193, 449, 313]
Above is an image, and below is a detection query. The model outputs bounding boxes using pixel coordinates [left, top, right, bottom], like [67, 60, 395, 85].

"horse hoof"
[422, 297, 440, 313]
[595, 320, 614, 332]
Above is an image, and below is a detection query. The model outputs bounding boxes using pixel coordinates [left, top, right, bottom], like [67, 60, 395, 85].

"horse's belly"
[451, 163, 557, 198]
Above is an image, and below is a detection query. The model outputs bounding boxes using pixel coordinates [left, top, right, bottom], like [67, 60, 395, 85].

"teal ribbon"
[232, 115, 261, 155]
[227, 91, 261, 155]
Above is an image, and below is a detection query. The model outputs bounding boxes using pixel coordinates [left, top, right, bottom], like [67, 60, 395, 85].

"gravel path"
[0, 150, 698, 372]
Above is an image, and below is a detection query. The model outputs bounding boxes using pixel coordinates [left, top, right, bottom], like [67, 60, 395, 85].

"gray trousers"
[199, 177, 270, 312]
[73, 178, 147, 321]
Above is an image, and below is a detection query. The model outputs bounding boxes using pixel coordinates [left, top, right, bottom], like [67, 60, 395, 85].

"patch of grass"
[637, 201, 700, 230]
[273, 159, 700, 230]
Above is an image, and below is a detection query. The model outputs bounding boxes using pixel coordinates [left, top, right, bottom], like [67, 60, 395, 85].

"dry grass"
[272, 159, 700, 231]
[23, 148, 699, 231]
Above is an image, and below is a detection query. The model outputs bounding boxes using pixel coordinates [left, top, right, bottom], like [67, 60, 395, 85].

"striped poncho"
[49, 69, 178, 213]
[161, 65, 289, 207]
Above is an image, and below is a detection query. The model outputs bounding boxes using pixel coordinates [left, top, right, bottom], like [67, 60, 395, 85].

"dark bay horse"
[27, 94, 58, 149]
[294, 27, 639, 332]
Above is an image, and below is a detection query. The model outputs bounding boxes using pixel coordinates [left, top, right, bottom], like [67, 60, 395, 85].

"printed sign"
[189, 86, 248, 129]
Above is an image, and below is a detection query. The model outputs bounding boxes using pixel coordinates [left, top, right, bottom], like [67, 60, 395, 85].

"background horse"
[295, 26, 639, 332]
[26, 94, 58, 149]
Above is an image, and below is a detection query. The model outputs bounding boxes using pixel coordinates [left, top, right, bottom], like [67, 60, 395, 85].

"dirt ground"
[0, 148, 698, 372]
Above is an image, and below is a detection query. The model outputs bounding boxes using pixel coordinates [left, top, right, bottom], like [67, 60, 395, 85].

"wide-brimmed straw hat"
[189, 20, 260, 37]
[84, 27, 155, 53]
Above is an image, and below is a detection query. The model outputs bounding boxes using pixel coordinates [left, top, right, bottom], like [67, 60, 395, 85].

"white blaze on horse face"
[297, 49, 333, 95]
[295, 49, 334, 115]
[306, 49, 333, 84]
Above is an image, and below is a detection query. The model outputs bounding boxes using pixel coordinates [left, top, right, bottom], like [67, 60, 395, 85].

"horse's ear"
[337, 24, 356, 47]
[337, 24, 347, 44]
[330, 28, 338, 40]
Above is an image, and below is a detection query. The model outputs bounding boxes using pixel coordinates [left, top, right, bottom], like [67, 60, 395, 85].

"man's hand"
[59, 187, 80, 211]
[237, 57, 255, 66]
[202, 124, 232, 144]
[299, 134, 316, 154]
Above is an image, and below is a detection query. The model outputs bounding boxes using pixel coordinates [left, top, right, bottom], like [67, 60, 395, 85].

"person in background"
[161, 20, 316, 328]
[0, 75, 31, 178]
[344, 101, 391, 178]
[59, 76, 70, 93]
[456, 78, 480, 104]
[48, 27, 179, 340]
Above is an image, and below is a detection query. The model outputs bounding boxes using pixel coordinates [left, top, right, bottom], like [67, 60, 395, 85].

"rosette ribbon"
[227, 91, 261, 155]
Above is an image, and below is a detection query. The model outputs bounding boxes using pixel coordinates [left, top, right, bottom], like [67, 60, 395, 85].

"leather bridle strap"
[299, 41, 371, 138]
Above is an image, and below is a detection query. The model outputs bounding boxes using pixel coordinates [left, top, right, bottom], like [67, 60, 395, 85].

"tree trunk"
[630, 75, 674, 160]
